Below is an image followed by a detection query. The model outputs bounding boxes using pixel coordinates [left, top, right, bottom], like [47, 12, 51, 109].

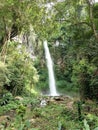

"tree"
[42, 0, 98, 100]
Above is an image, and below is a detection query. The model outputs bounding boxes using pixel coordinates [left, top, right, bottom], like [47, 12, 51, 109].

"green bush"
[0, 61, 10, 93]
[0, 41, 39, 96]
[5, 41, 39, 95]
[0, 92, 13, 106]
[72, 59, 98, 100]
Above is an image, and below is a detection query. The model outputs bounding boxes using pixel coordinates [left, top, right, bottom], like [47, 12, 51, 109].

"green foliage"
[0, 61, 10, 93]
[83, 119, 90, 130]
[0, 2, 98, 128]
[0, 95, 98, 130]
[0, 0, 45, 45]
[0, 95, 39, 116]
[0, 0, 98, 129]
[85, 113, 98, 129]
[35, 60, 49, 93]
[0, 92, 13, 106]
[0, 41, 39, 96]
[72, 59, 97, 100]
[93, 3, 98, 19]
[7, 41, 39, 95]
[16, 104, 26, 118]
[94, 127, 98, 130]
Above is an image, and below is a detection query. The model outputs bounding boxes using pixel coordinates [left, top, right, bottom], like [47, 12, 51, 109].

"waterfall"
[44, 40, 58, 96]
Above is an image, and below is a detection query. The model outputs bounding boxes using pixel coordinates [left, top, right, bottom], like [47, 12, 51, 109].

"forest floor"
[0, 95, 98, 130]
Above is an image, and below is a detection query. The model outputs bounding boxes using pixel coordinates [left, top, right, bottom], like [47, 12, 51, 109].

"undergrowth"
[0, 95, 98, 130]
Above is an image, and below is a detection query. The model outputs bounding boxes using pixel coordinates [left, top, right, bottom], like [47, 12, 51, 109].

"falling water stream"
[44, 40, 58, 96]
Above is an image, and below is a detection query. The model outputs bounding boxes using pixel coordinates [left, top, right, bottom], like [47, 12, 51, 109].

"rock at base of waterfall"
[40, 99, 47, 107]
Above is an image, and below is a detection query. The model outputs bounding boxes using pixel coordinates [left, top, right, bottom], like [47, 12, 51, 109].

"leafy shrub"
[0, 92, 13, 106]
[1, 41, 39, 96]
[0, 61, 10, 93]
[83, 119, 90, 130]
[16, 104, 26, 117]
[72, 59, 98, 100]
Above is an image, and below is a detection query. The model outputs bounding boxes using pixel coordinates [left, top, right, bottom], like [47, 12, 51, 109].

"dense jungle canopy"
[0, 0, 98, 130]
[0, 0, 98, 99]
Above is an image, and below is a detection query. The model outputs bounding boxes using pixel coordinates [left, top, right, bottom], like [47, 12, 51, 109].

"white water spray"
[44, 40, 58, 96]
